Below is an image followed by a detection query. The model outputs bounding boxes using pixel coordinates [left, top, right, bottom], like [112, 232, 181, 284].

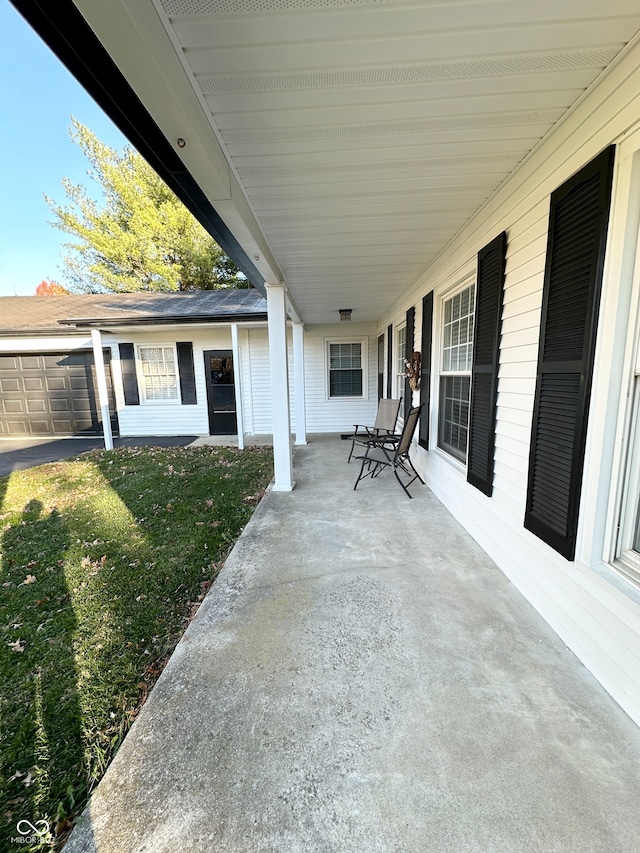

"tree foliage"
[35, 279, 70, 296]
[45, 119, 247, 293]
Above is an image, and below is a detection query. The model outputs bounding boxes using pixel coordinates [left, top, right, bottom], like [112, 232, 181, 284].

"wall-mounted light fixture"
[176, 138, 186, 148]
[339, 308, 352, 322]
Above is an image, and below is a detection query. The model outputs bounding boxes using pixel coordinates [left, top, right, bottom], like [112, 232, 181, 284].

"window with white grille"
[138, 345, 179, 402]
[438, 283, 475, 462]
[326, 340, 366, 398]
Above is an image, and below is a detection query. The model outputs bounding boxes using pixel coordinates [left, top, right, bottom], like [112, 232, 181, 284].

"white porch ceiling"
[74, 0, 640, 324]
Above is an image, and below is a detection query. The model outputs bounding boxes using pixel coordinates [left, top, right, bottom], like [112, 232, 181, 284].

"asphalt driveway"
[0, 436, 198, 478]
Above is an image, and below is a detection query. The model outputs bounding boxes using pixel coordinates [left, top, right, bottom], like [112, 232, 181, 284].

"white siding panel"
[0, 335, 94, 352]
[497, 376, 537, 397]
[494, 429, 529, 458]
[246, 328, 272, 434]
[498, 362, 538, 382]
[242, 327, 299, 436]
[112, 328, 232, 437]
[304, 324, 379, 433]
[499, 343, 540, 364]
[384, 43, 640, 725]
[500, 325, 541, 350]
[501, 290, 544, 323]
[496, 391, 534, 414]
[502, 273, 544, 311]
[500, 309, 542, 337]
[496, 418, 532, 444]
[494, 446, 529, 478]
[503, 250, 546, 288]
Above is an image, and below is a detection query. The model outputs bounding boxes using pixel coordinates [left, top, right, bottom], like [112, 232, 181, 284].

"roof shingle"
[0, 290, 268, 334]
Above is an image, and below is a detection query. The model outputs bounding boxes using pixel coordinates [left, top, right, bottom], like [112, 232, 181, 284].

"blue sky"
[0, 1, 129, 296]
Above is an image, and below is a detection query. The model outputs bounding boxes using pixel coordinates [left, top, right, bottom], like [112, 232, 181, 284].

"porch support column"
[231, 323, 244, 450]
[266, 282, 294, 491]
[293, 322, 307, 445]
[91, 328, 113, 451]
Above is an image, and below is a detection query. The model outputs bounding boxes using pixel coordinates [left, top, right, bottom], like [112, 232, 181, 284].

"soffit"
[83, 0, 640, 323]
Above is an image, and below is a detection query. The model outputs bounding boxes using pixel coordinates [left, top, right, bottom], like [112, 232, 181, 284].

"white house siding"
[379, 41, 640, 726]
[110, 327, 232, 437]
[240, 323, 378, 436]
[0, 335, 94, 353]
[241, 327, 296, 436]
[302, 324, 379, 433]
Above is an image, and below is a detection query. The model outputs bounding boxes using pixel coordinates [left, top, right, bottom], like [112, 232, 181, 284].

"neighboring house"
[9, 1, 640, 730]
[0, 290, 378, 442]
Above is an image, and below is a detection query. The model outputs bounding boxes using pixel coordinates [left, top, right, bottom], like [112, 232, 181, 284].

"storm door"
[203, 350, 237, 435]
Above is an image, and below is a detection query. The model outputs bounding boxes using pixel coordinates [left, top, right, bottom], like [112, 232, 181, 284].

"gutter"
[56, 313, 269, 327]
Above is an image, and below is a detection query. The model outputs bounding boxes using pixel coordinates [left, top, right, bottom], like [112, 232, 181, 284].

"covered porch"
[65, 435, 640, 852]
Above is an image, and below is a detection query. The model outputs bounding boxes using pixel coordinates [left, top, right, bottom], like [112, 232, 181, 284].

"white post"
[231, 323, 244, 450]
[91, 328, 114, 451]
[266, 283, 294, 491]
[293, 322, 307, 445]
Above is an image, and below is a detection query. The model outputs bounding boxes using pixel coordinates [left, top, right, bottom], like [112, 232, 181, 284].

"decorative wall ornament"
[405, 350, 421, 391]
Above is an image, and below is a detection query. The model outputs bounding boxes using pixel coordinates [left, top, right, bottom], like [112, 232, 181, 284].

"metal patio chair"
[347, 397, 402, 463]
[353, 404, 424, 498]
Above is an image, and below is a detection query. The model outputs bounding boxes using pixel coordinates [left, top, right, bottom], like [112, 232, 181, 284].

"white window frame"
[136, 343, 180, 404]
[396, 324, 407, 399]
[598, 125, 640, 591]
[437, 279, 476, 464]
[325, 337, 368, 401]
[611, 354, 640, 590]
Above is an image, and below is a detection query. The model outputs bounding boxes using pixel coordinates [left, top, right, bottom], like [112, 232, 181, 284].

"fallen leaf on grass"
[8, 639, 25, 652]
[55, 817, 75, 838]
[8, 770, 25, 782]
[19, 574, 36, 586]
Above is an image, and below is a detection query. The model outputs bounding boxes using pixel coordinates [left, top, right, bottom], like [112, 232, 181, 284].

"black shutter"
[177, 342, 197, 405]
[404, 306, 415, 419]
[467, 231, 507, 496]
[386, 323, 393, 398]
[419, 292, 433, 450]
[524, 146, 615, 560]
[119, 343, 139, 405]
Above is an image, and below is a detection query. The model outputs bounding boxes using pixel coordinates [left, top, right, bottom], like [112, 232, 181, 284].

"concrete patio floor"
[66, 435, 640, 853]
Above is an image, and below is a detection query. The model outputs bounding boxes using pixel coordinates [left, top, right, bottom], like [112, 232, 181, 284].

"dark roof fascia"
[57, 313, 268, 327]
[8, 0, 265, 295]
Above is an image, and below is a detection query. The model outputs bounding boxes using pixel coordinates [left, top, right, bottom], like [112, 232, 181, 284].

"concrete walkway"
[66, 435, 640, 853]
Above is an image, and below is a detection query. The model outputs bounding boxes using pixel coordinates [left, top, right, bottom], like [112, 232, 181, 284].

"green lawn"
[0, 444, 273, 850]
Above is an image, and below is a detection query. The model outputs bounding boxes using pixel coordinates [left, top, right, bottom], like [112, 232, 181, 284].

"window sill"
[434, 445, 467, 476]
[610, 552, 640, 595]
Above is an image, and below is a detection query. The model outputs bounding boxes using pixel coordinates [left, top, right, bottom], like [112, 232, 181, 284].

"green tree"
[46, 119, 247, 293]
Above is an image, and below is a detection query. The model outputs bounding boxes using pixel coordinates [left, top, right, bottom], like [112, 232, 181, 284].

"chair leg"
[393, 454, 424, 498]
[394, 467, 414, 498]
[353, 455, 370, 490]
[397, 454, 424, 484]
[354, 456, 386, 489]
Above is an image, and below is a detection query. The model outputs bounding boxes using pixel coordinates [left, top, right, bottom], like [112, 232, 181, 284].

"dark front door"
[204, 350, 237, 435]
